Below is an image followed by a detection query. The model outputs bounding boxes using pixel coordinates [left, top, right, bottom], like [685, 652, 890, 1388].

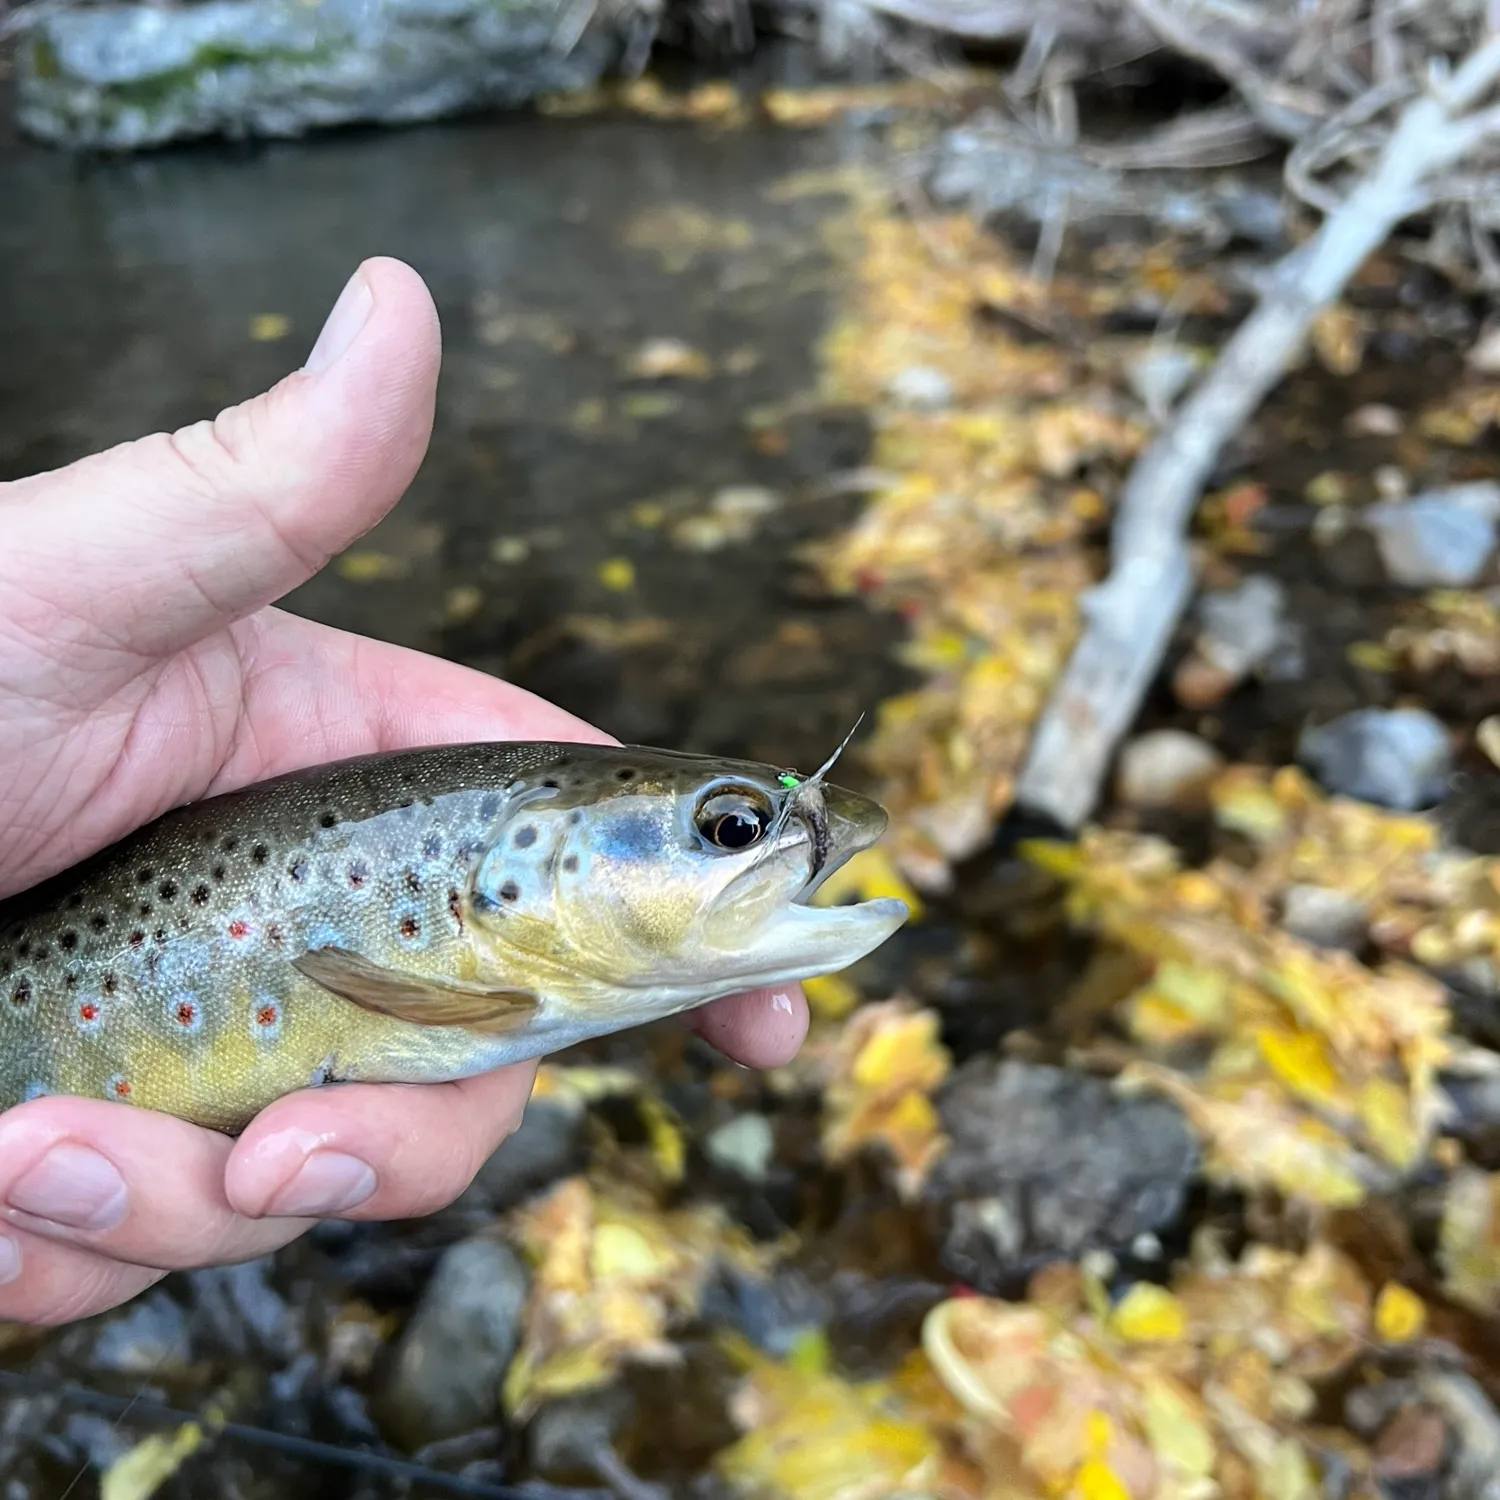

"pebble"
[88, 1292, 192, 1375]
[1298, 707, 1452, 811]
[377, 1233, 530, 1451]
[1363, 482, 1500, 588]
[1280, 884, 1368, 951]
[1175, 574, 1301, 707]
[1115, 730, 1224, 812]
[705, 1113, 776, 1182]
[885, 365, 954, 411]
[931, 1059, 1199, 1288]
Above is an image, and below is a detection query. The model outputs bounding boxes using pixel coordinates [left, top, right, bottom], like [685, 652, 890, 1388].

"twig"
[1013, 31, 1500, 833]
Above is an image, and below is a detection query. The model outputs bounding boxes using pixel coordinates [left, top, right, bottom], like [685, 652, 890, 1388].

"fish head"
[467, 748, 908, 1008]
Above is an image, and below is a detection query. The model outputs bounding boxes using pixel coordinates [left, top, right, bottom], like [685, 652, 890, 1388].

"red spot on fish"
[400, 917, 420, 939]
[256, 1004, 279, 1028]
[175, 1001, 197, 1026]
[853, 566, 883, 594]
[228, 920, 250, 940]
[113, 1079, 131, 1098]
[79, 1003, 99, 1023]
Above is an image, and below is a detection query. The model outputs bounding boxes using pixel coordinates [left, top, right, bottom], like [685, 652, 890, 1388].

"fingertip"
[682, 984, 809, 1069]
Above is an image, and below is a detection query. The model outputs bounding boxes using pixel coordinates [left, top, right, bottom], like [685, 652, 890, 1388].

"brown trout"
[0, 742, 906, 1132]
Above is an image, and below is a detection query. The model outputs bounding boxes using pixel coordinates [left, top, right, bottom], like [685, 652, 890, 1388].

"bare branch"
[1013, 38, 1500, 832]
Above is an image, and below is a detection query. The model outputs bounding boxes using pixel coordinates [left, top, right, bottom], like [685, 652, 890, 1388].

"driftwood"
[1014, 28, 1500, 831]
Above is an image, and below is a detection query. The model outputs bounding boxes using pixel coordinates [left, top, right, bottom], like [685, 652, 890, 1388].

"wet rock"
[530, 1389, 666, 1500]
[88, 1290, 192, 1375]
[705, 1114, 775, 1183]
[930, 1059, 1199, 1290]
[1414, 1371, 1500, 1500]
[1363, 483, 1500, 588]
[378, 1232, 529, 1452]
[458, 1098, 586, 1215]
[1115, 730, 1224, 812]
[186, 1255, 295, 1360]
[1298, 707, 1452, 811]
[1280, 883, 1368, 951]
[16, 0, 620, 152]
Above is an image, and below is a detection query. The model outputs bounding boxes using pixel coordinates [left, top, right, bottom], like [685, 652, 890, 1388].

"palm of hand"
[0, 259, 806, 1325]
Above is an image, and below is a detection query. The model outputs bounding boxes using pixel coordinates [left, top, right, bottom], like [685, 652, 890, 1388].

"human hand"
[0, 257, 809, 1325]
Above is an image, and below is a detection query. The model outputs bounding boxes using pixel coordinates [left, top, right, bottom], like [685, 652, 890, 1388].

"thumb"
[0, 257, 440, 675]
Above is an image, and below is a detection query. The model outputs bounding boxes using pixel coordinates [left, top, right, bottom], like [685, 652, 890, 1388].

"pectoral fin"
[293, 946, 539, 1033]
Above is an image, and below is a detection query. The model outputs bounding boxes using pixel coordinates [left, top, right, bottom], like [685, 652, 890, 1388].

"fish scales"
[0, 741, 908, 1133]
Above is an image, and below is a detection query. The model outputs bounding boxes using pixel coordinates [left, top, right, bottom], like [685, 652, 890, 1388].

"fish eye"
[695, 788, 773, 851]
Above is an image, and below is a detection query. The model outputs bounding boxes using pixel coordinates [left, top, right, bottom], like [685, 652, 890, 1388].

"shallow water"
[0, 104, 905, 769]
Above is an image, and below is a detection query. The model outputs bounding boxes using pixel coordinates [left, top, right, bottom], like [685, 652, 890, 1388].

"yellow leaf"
[336, 550, 410, 583]
[1110, 1283, 1187, 1343]
[1256, 1028, 1343, 1112]
[811, 846, 923, 919]
[101, 1424, 204, 1500]
[639, 1095, 687, 1185]
[248, 313, 290, 342]
[1139, 1374, 1215, 1477]
[1074, 1458, 1131, 1500]
[1359, 1076, 1421, 1170]
[1373, 1282, 1426, 1343]
[804, 973, 862, 1020]
[598, 557, 637, 591]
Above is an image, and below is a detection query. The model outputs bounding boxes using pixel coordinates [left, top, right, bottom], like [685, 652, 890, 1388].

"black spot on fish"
[11, 980, 30, 1007]
[192, 885, 210, 906]
[33, 946, 49, 962]
[129, 930, 145, 949]
[319, 812, 337, 829]
[541, 779, 559, 790]
[405, 871, 422, 895]
[448, 889, 464, 930]
[65, 893, 83, 912]
[154, 929, 168, 946]
[616, 767, 636, 781]
[103, 974, 117, 996]
[16, 941, 29, 959]
[563, 854, 579, 873]
[90, 914, 108, 933]
[220, 836, 240, 854]
[59, 931, 77, 952]
[400, 916, 420, 939]
[252, 844, 269, 865]
[499, 880, 520, 903]
[290, 859, 309, 883]
[347, 860, 369, 889]
[515, 826, 537, 849]
[212, 865, 226, 883]
[200, 829, 218, 844]
[139, 903, 153, 919]
[158, 881, 177, 901]
[569, 810, 584, 826]
[64, 972, 77, 988]
[137, 868, 154, 885]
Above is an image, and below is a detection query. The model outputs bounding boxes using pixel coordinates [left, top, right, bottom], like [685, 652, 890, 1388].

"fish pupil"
[710, 811, 764, 849]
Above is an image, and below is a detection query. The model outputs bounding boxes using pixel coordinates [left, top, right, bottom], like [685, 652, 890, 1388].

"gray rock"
[88, 1291, 192, 1375]
[1363, 483, 1500, 588]
[378, 1232, 529, 1452]
[705, 1113, 775, 1182]
[1280, 883, 1368, 951]
[1298, 707, 1452, 811]
[930, 1059, 1199, 1290]
[886, 366, 954, 411]
[1116, 729, 1224, 811]
[458, 1097, 586, 1214]
[1195, 574, 1295, 681]
[15, 0, 621, 152]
